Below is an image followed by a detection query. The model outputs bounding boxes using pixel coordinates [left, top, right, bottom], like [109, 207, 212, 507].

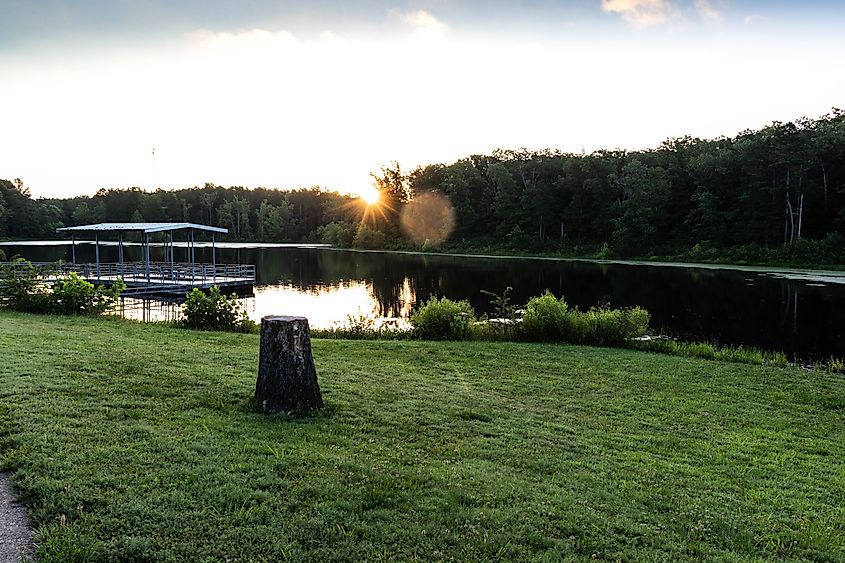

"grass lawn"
[1, 311, 844, 562]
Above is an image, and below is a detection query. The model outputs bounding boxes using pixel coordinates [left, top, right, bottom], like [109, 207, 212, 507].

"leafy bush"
[50, 273, 125, 315]
[181, 286, 256, 333]
[410, 296, 475, 340]
[520, 291, 569, 341]
[0, 257, 48, 310]
[0, 258, 124, 315]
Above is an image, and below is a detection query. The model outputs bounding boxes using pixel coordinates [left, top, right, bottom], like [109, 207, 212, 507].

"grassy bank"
[1, 311, 844, 561]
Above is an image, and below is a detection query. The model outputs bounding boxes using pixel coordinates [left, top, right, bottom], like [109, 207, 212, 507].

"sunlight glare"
[359, 185, 381, 205]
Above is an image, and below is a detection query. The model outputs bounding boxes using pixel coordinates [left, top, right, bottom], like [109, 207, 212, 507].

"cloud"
[601, 0, 679, 27]
[694, 0, 721, 22]
[744, 14, 764, 25]
[392, 9, 448, 36]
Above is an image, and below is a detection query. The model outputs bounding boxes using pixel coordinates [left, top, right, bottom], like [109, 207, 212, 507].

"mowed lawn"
[1, 311, 844, 562]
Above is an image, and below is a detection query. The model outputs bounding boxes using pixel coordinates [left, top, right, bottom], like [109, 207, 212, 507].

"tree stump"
[255, 316, 324, 414]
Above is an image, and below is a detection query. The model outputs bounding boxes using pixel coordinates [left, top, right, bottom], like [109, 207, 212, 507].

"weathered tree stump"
[255, 316, 324, 414]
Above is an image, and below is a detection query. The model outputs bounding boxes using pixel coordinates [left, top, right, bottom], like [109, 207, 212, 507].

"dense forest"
[2, 110, 844, 265]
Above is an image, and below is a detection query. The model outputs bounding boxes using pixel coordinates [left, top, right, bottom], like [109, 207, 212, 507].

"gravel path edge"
[0, 472, 33, 563]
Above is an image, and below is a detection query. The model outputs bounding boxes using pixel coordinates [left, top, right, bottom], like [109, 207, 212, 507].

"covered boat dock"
[54, 222, 256, 297]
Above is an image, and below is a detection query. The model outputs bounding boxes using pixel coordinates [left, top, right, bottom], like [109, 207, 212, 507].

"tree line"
[2, 109, 844, 264]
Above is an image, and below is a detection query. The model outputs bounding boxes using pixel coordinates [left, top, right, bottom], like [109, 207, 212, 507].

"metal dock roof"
[57, 222, 228, 234]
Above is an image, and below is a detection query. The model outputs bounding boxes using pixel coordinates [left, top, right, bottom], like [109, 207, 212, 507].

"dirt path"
[0, 472, 33, 563]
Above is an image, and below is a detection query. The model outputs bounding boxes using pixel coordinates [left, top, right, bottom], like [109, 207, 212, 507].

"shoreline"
[3, 239, 845, 278]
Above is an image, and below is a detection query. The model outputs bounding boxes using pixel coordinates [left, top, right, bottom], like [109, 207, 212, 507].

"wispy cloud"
[601, 0, 679, 27]
[694, 0, 722, 22]
[744, 14, 764, 25]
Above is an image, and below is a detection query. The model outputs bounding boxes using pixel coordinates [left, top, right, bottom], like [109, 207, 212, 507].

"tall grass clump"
[520, 291, 650, 345]
[565, 306, 650, 346]
[312, 313, 411, 340]
[826, 357, 845, 374]
[410, 296, 475, 340]
[633, 339, 783, 366]
[473, 287, 521, 341]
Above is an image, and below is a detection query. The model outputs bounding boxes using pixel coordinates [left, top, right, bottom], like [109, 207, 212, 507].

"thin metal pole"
[71, 234, 76, 264]
[190, 230, 195, 284]
[212, 233, 216, 282]
[119, 233, 124, 276]
[95, 233, 100, 280]
[145, 233, 151, 285]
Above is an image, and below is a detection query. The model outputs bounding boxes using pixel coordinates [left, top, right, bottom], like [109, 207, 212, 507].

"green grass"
[1, 311, 844, 562]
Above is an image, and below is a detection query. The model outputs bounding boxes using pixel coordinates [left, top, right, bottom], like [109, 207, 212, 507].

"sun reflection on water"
[111, 278, 417, 329]
[247, 280, 415, 329]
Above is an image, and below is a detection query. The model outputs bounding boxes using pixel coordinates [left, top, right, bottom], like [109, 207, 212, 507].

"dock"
[52, 221, 256, 299]
[17, 260, 257, 298]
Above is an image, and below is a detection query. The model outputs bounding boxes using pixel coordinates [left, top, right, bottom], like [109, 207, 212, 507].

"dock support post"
[190, 230, 195, 284]
[95, 233, 100, 280]
[145, 233, 151, 285]
[119, 233, 124, 277]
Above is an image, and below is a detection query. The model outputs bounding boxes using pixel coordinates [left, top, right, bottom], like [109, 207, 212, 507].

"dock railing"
[1, 261, 256, 288]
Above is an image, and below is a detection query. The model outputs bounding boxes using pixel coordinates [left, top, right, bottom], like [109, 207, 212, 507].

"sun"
[358, 185, 381, 206]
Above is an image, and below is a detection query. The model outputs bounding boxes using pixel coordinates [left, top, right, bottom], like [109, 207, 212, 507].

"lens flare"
[400, 191, 455, 246]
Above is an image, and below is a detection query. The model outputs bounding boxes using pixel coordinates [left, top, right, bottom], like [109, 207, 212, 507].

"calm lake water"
[4, 240, 845, 360]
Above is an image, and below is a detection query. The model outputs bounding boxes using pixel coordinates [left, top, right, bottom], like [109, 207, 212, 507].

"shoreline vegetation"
[2, 258, 842, 371]
[1, 310, 844, 561]
[2, 110, 845, 271]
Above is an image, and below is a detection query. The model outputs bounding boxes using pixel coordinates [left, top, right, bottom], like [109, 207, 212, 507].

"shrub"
[410, 296, 475, 340]
[50, 273, 125, 316]
[520, 291, 569, 342]
[0, 257, 47, 310]
[0, 258, 124, 315]
[181, 286, 256, 333]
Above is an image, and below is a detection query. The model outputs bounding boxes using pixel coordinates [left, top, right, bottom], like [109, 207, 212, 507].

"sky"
[1, 0, 844, 199]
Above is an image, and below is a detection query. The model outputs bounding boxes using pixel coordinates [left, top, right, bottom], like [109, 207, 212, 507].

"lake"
[3, 240, 845, 360]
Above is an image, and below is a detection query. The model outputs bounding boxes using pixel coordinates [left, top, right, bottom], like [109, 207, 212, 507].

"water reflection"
[4, 242, 845, 359]
[248, 281, 412, 329]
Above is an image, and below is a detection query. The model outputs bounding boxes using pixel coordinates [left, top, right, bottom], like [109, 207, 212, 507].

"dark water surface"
[4, 241, 845, 360]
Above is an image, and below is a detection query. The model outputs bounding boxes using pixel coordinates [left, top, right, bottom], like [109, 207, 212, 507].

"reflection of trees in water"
[10, 243, 845, 360]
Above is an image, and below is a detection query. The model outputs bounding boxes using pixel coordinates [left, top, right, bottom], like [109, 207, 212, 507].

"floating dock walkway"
[15, 260, 257, 299]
